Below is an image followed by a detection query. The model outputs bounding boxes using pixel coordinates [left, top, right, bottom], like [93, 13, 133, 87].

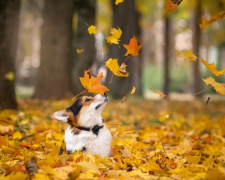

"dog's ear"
[51, 111, 69, 123]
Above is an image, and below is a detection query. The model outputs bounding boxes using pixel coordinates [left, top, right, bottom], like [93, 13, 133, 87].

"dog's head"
[52, 93, 108, 127]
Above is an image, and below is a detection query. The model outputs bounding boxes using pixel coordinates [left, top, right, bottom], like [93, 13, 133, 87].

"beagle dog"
[52, 93, 112, 157]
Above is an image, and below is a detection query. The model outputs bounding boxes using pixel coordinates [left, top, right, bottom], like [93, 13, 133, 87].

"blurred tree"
[71, 0, 96, 94]
[191, 0, 202, 96]
[163, 16, 172, 96]
[0, 0, 20, 109]
[34, 0, 73, 99]
[107, 0, 142, 98]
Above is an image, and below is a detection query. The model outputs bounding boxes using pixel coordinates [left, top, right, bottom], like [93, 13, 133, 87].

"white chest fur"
[64, 124, 112, 157]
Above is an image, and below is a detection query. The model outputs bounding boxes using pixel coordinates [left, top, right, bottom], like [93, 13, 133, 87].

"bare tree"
[34, 0, 73, 99]
[0, 0, 20, 109]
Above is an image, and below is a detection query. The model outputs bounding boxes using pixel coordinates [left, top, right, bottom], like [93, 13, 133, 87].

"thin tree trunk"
[34, 0, 73, 99]
[0, 0, 20, 109]
[191, 1, 202, 96]
[108, 0, 142, 98]
[163, 17, 171, 96]
[71, 0, 96, 94]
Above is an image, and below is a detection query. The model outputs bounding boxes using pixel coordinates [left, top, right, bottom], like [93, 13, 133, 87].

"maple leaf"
[115, 0, 124, 5]
[79, 70, 109, 95]
[106, 27, 122, 45]
[105, 58, 129, 77]
[159, 114, 170, 122]
[199, 58, 225, 77]
[119, 63, 128, 74]
[123, 36, 142, 56]
[150, 88, 167, 98]
[199, 11, 225, 28]
[176, 49, 197, 62]
[4, 71, 14, 81]
[88, 25, 97, 35]
[202, 76, 225, 95]
[76, 49, 84, 54]
[164, 0, 177, 12]
[131, 87, 136, 94]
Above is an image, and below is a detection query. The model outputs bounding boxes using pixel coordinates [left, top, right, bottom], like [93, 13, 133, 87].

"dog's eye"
[85, 98, 90, 102]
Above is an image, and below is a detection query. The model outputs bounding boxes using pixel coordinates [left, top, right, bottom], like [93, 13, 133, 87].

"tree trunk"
[0, 0, 20, 109]
[108, 0, 142, 98]
[191, 1, 202, 96]
[163, 17, 171, 96]
[71, 0, 96, 94]
[34, 0, 73, 99]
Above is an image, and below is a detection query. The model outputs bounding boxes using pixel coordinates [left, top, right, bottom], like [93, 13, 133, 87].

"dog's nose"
[104, 92, 107, 97]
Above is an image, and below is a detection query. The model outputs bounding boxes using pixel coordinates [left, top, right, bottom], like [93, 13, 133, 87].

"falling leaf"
[76, 49, 84, 54]
[106, 27, 122, 45]
[121, 94, 126, 103]
[131, 87, 136, 94]
[79, 70, 109, 95]
[119, 63, 128, 74]
[150, 88, 167, 98]
[123, 36, 142, 56]
[88, 25, 97, 35]
[176, 49, 197, 62]
[159, 114, 170, 122]
[164, 0, 177, 12]
[199, 11, 225, 28]
[105, 58, 129, 77]
[202, 76, 225, 95]
[199, 58, 225, 77]
[12, 131, 22, 140]
[115, 0, 124, 5]
[4, 71, 14, 81]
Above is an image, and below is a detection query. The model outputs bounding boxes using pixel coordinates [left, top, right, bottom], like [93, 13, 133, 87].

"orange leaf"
[150, 88, 167, 98]
[123, 36, 142, 56]
[176, 49, 197, 62]
[199, 58, 225, 77]
[202, 76, 225, 95]
[164, 0, 177, 12]
[79, 70, 109, 95]
[199, 11, 225, 28]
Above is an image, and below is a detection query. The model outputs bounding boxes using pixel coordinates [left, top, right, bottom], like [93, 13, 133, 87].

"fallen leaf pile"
[1, 98, 225, 179]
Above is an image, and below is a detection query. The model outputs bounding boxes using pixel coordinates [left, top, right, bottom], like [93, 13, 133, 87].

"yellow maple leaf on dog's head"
[88, 25, 97, 35]
[123, 36, 142, 56]
[199, 58, 225, 77]
[79, 69, 109, 95]
[202, 76, 225, 95]
[105, 58, 129, 77]
[176, 49, 197, 62]
[106, 27, 122, 45]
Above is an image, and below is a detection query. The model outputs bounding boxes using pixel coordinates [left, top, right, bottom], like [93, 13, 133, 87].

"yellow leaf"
[150, 88, 167, 98]
[176, 49, 197, 62]
[4, 71, 14, 81]
[115, 0, 124, 5]
[131, 87, 136, 94]
[105, 58, 129, 77]
[33, 173, 50, 180]
[88, 25, 97, 35]
[0, 125, 14, 134]
[77, 161, 100, 174]
[106, 27, 122, 45]
[199, 58, 225, 76]
[159, 114, 170, 122]
[123, 36, 142, 56]
[12, 131, 22, 140]
[202, 76, 225, 95]
[199, 15, 211, 28]
[76, 49, 84, 54]
[0, 172, 28, 180]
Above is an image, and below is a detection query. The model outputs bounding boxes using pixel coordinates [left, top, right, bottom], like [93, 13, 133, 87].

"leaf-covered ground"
[0, 97, 225, 179]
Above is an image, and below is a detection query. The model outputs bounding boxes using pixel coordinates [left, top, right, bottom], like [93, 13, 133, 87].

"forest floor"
[0, 97, 225, 179]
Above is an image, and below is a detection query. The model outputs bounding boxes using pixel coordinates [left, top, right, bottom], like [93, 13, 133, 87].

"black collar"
[76, 125, 104, 136]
